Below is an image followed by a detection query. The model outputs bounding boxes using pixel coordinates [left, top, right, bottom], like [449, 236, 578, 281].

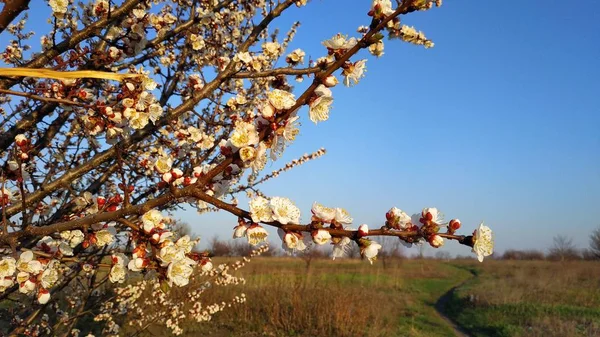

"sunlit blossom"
[473, 222, 494, 262]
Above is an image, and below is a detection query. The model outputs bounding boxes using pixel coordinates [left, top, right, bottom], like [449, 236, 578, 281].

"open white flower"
[141, 209, 163, 233]
[17, 251, 43, 275]
[127, 257, 147, 272]
[233, 223, 248, 238]
[158, 243, 186, 266]
[270, 197, 301, 225]
[58, 242, 74, 256]
[95, 228, 115, 247]
[154, 156, 173, 174]
[19, 277, 36, 294]
[61, 230, 85, 248]
[109, 263, 127, 283]
[176, 235, 195, 253]
[249, 196, 274, 223]
[332, 237, 352, 260]
[0, 257, 16, 278]
[309, 96, 333, 124]
[278, 229, 308, 253]
[40, 263, 59, 289]
[167, 257, 196, 287]
[151, 231, 173, 244]
[368, 40, 384, 57]
[262, 41, 281, 57]
[239, 146, 256, 162]
[420, 207, 443, 225]
[250, 142, 268, 172]
[246, 224, 269, 246]
[386, 207, 412, 229]
[371, 0, 394, 17]
[236, 51, 252, 64]
[343, 60, 367, 87]
[0, 278, 14, 293]
[360, 239, 382, 264]
[286, 49, 305, 64]
[312, 229, 332, 245]
[323, 34, 357, 51]
[311, 202, 336, 223]
[314, 84, 332, 98]
[49, 0, 68, 14]
[128, 110, 150, 129]
[267, 89, 296, 110]
[334, 208, 353, 224]
[230, 121, 259, 148]
[472, 222, 494, 262]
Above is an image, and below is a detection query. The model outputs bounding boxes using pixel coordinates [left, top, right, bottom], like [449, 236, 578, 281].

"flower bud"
[311, 229, 332, 245]
[37, 288, 50, 304]
[428, 234, 444, 248]
[233, 223, 248, 239]
[323, 75, 338, 87]
[15, 134, 28, 146]
[162, 172, 173, 183]
[200, 259, 213, 272]
[357, 224, 369, 237]
[261, 103, 275, 119]
[448, 219, 461, 231]
[171, 168, 183, 179]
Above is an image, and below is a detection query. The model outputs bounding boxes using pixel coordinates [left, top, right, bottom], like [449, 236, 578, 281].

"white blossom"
[270, 197, 301, 225]
[473, 222, 494, 262]
[249, 196, 274, 223]
[0, 257, 16, 278]
[312, 229, 331, 245]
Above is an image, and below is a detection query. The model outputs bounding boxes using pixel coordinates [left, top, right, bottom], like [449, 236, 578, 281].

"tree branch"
[0, 0, 30, 35]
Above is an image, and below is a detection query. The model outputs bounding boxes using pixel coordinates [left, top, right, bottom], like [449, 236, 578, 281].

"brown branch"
[0, 88, 87, 107]
[0, 0, 30, 35]
[192, 189, 474, 247]
[232, 66, 321, 79]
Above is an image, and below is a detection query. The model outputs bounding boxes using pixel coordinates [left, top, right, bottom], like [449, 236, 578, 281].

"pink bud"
[171, 168, 183, 179]
[37, 288, 50, 304]
[449, 219, 461, 231]
[428, 234, 444, 248]
[358, 224, 369, 237]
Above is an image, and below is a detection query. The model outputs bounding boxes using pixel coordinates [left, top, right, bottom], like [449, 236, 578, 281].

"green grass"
[443, 260, 600, 337]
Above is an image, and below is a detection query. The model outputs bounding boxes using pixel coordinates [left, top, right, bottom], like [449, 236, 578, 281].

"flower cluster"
[0, 252, 61, 304]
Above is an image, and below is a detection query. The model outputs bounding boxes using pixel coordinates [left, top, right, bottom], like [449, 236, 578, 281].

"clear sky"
[8, 1, 600, 257]
[185, 0, 600, 256]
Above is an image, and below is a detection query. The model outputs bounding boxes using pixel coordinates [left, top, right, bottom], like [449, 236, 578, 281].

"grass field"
[444, 260, 600, 337]
[128, 258, 600, 337]
[3, 257, 597, 336]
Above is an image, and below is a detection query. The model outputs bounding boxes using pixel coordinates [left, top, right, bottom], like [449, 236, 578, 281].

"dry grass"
[60, 258, 600, 337]
[133, 257, 468, 337]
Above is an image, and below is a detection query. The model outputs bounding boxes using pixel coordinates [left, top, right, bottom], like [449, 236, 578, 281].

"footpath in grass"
[389, 262, 473, 337]
[442, 261, 600, 337]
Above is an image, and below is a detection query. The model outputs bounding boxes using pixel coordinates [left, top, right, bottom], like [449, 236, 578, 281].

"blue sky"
[9, 1, 600, 257]
[186, 1, 600, 256]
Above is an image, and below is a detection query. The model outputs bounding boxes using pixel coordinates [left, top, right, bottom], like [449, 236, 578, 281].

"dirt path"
[433, 269, 476, 337]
